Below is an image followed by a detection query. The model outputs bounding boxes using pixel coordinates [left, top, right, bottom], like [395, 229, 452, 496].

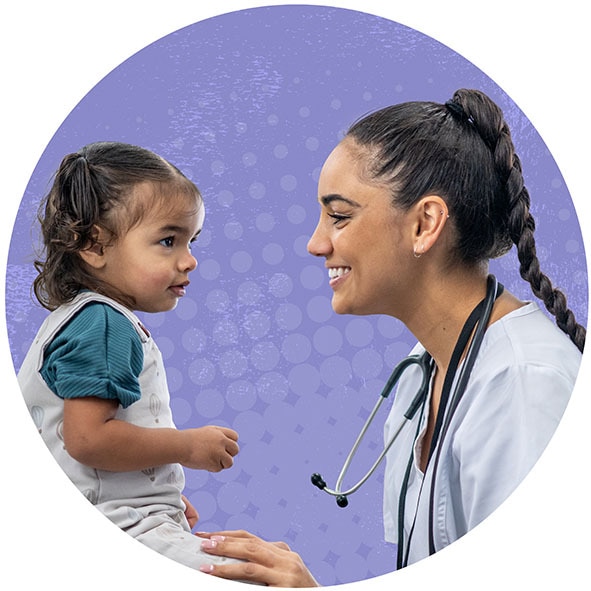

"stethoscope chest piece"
[311, 351, 433, 508]
[311, 275, 501, 513]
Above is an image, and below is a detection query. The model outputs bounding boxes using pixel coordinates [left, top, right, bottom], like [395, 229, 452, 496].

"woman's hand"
[197, 530, 320, 588]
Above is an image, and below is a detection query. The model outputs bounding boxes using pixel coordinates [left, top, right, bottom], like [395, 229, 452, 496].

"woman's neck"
[403, 270, 491, 375]
[403, 270, 524, 375]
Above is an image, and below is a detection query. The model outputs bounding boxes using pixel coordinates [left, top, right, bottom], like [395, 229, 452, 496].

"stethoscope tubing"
[312, 275, 500, 519]
[312, 352, 432, 500]
[425, 274, 499, 556]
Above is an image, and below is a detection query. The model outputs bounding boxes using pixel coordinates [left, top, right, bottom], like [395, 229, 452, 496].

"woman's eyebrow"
[320, 194, 361, 208]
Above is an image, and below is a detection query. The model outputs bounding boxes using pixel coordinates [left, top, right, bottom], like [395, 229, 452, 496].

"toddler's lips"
[169, 283, 188, 297]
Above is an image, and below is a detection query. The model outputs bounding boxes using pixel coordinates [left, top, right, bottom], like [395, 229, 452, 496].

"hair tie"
[445, 100, 474, 125]
[76, 153, 90, 166]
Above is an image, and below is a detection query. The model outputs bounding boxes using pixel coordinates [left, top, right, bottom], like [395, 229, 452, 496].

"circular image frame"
[3, 2, 589, 589]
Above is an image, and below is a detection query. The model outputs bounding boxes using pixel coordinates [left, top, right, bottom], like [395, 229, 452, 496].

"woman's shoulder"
[484, 301, 581, 370]
[467, 301, 581, 415]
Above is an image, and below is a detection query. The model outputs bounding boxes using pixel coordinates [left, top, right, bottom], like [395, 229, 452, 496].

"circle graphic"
[5, 5, 587, 587]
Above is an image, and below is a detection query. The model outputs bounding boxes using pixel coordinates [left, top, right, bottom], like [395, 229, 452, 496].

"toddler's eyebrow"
[158, 224, 191, 234]
[320, 194, 361, 208]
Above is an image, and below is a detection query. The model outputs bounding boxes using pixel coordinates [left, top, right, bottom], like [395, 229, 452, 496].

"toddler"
[18, 141, 245, 573]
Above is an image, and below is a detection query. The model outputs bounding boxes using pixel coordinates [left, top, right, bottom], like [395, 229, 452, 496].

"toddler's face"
[94, 185, 204, 313]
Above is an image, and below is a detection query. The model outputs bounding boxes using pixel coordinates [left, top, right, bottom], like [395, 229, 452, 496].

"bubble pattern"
[5, 5, 587, 586]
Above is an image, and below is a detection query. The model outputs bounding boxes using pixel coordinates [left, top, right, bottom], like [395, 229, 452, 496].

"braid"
[453, 89, 586, 352]
[507, 152, 586, 352]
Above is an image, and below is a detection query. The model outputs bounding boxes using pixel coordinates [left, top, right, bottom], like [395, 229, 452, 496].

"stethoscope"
[310, 351, 433, 507]
[311, 275, 502, 565]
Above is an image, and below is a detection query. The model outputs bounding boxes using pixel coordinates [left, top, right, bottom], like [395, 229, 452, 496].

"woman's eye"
[160, 236, 175, 248]
[328, 213, 350, 225]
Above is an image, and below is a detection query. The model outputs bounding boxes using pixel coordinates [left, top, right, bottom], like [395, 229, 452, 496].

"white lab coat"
[383, 302, 581, 566]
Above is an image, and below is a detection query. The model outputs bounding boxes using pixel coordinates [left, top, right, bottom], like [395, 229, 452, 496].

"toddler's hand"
[181, 426, 239, 472]
[181, 494, 199, 529]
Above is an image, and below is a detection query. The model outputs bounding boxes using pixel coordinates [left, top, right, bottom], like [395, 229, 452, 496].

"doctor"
[197, 88, 584, 586]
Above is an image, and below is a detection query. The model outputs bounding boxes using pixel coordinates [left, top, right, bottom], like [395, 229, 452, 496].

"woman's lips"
[328, 266, 351, 287]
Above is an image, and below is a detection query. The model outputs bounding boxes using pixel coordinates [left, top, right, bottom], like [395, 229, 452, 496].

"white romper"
[18, 291, 240, 572]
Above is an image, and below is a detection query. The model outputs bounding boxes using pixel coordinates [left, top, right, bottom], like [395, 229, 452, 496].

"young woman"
[196, 89, 584, 586]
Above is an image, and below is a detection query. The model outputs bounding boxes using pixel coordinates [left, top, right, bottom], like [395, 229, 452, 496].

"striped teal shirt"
[40, 302, 144, 408]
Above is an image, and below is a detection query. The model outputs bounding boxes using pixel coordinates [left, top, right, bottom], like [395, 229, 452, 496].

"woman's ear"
[78, 226, 108, 269]
[412, 195, 449, 257]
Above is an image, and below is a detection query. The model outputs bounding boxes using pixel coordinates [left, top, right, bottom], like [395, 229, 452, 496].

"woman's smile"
[327, 266, 351, 287]
[308, 140, 411, 318]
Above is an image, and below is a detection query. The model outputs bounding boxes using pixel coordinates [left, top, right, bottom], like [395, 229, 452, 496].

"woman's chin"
[329, 291, 344, 313]
[331, 295, 361, 316]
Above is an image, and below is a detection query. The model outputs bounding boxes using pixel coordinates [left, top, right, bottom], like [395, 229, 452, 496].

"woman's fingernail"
[201, 539, 218, 549]
[199, 564, 214, 574]
[211, 535, 226, 542]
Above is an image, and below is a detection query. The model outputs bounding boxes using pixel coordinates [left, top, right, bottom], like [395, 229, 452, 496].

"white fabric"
[383, 302, 581, 566]
[18, 292, 242, 572]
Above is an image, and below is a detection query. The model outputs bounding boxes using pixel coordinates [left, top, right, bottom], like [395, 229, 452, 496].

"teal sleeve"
[41, 302, 144, 409]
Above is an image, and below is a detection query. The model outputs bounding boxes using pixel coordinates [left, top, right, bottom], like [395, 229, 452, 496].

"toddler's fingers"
[227, 439, 240, 457]
[228, 428, 239, 441]
[220, 454, 234, 470]
[217, 426, 239, 441]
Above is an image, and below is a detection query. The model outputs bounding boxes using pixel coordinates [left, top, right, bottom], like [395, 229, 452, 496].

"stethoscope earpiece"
[311, 472, 349, 507]
[310, 351, 433, 508]
[336, 495, 349, 508]
[311, 274, 501, 564]
[310, 473, 326, 490]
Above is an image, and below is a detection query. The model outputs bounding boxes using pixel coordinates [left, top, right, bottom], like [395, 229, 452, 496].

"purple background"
[5, 6, 587, 586]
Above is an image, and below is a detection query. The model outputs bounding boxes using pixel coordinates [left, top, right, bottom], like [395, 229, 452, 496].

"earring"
[413, 244, 423, 259]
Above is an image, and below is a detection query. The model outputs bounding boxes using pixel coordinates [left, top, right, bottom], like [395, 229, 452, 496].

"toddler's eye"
[160, 236, 175, 248]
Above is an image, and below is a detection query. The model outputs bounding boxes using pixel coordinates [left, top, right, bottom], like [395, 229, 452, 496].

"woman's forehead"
[319, 140, 388, 199]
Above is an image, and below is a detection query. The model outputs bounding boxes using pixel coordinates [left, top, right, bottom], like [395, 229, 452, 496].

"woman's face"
[307, 139, 414, 318]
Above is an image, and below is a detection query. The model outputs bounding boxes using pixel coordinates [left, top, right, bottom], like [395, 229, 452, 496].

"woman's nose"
[307, 221, 332, 257]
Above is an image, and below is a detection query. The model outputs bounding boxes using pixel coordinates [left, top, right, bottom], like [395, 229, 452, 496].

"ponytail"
[33, 141, 201, 310]
[445, 89, 585, 352]
[347, 89, 586, 352]
[49, 151, 103, 250]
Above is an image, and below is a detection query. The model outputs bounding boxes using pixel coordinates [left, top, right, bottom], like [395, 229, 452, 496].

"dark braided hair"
[346, 88, 585, 352]
[34, 141, 202, 311]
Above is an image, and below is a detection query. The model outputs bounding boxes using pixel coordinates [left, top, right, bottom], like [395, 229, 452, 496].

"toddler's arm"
[63, 397, 239, 472]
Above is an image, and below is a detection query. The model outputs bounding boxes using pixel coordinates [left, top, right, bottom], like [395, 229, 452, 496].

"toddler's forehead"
[132, 181, 202, 220]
